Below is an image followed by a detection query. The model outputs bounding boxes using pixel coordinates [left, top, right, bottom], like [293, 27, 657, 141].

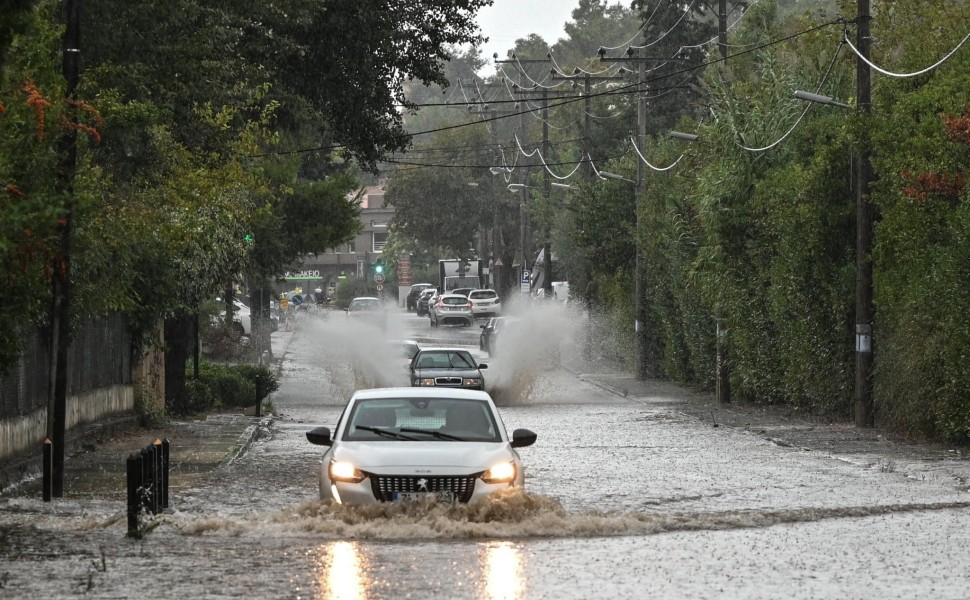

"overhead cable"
[599, 2, 662, 51]
[842, 29, 970, 78]
[630, 0, 699, 50]
[735, 40, 844, 153]
[629, 139, 686, 171]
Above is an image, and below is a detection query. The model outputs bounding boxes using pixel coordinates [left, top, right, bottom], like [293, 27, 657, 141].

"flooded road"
[2, 305, 969, 598]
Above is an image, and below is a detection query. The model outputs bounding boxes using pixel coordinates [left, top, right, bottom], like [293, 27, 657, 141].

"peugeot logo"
[417, 478, 429, 492]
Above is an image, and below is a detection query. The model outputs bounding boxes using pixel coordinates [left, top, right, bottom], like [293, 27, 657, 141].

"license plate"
[392, 491, 455, 502]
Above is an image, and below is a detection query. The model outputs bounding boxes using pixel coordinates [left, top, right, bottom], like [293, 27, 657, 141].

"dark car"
[409, 347, 487, 390]
[415, 288, 436, 316]
[406, 283, 435, 311]
[479, 316, 518, 357]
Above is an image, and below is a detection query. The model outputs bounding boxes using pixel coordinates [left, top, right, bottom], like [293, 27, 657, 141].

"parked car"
[479, 316, 519, 357]
[429, 293, 473, 327]
[214, 298, 251, 336]
[415, 288, 436, 317]
[346, 297, 386, 328]
[406, 283, 435, 311]
[409, 347, 487, 390]
[305, 387, 537, 505]
[467, 289, 502, 319]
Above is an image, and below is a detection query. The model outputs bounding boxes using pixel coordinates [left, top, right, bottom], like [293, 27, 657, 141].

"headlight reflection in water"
[480, 541, 525, 600]
[318, 541, 367, 600]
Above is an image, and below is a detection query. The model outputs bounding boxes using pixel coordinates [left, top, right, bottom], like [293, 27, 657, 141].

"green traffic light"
[375, 264, 384, 274]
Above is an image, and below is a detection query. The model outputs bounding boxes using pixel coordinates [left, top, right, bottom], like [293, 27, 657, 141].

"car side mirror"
[480, 324, 486, 329]
[478, 363, 488, 369]
[510, 428, 537, 448]
[306, 426, 333, 446]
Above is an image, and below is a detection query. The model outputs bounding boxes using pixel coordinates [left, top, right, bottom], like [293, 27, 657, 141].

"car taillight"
[467, 301, 473, 309]
[436, 301, 445, 308]
[494, 298, 500, 304]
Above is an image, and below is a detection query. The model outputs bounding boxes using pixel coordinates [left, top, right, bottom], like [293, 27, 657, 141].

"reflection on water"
[319, 541, 368, 600]
[481, 541, 525, 600]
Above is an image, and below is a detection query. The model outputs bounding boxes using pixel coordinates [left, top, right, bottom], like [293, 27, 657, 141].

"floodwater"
[1, 302, 969, 599]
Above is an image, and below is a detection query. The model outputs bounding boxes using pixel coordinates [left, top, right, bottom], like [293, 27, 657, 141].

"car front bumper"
[324, 475, 517, 505]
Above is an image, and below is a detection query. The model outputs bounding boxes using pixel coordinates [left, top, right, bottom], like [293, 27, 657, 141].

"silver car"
[429, 293, 473, 327]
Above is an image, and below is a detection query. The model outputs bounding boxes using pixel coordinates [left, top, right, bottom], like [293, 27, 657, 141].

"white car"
[305, 388, 537, 505]
[467, 289, 502, 318]
[429, 293, 473, 327]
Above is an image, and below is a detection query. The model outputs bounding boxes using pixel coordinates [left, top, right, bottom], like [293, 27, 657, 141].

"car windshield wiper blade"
[451, 354, 475, 368]
[355, 425, 417, 440]
[399, 427, 464, 441]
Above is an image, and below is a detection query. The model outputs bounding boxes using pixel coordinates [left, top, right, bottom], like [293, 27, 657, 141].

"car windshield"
[342, 398, 500, 442]
[349, 299, 380, 311]
[413, 350, 476, 369]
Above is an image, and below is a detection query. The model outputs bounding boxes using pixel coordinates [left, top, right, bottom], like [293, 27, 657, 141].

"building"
[278, 183, 394, 297]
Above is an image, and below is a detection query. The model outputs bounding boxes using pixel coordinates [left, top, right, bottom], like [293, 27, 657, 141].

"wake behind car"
[305, 388, 537, 505]
[409, 347, 487, 390]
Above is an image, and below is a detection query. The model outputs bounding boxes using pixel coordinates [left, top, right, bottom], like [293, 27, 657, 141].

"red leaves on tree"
[901, 170, 965, 204]
[943, 103, 970, 147]
[23, 80, 52, 141]
[4, 183, 25, 198]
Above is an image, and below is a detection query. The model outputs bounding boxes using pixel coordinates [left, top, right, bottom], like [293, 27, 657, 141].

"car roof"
[416, 346, 475, 354]
[411, 283, 433, 288]
[439, 293, 469, 299]
[350, 387, 491, 401]
[350, 296, 380, 301]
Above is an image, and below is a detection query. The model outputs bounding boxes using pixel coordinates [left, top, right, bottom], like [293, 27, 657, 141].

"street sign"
[376, 284, 384, 291]
[374, 273, 386, 284]
[522, 272, 530, 283]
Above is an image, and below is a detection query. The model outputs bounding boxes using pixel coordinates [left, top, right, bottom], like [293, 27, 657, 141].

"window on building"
[347, 240, 356, 253]
[373, 232, 388, 252]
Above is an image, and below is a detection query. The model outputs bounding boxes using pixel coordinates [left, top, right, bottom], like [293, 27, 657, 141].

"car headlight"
[416, 378, 436, 386]
[329, 460, 365, 483]
[481, 461, 516, 484]
[462, 378, 481, 387]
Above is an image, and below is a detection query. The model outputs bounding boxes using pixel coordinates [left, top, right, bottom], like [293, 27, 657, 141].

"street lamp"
[793, 90, 852, 110]
[599, 171, 635, 184]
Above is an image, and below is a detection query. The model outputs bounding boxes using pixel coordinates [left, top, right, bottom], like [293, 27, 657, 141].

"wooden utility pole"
[855, 0, 874, 426]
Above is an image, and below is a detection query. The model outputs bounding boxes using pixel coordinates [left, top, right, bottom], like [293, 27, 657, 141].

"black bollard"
[42, 438, 52, 502]
[152, 439, 163, 514]
[126, 453, 142, 537]
[139, 447, 153, 515]
[161, 438, 170, 509]
[255, 379, 262, 418]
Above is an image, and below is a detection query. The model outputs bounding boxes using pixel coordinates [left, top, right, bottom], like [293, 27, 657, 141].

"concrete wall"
[0, 384, 135, 462]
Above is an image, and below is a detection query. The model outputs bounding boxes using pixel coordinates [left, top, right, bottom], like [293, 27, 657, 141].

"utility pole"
[855, 0, 874, 427]
[48, 0, 82, 498]
[597, 49, 658, 381]
[459, 78, 513, 296]
[718, 0, 728, 62]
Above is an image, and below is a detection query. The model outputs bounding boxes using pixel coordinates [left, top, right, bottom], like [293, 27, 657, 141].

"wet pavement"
[1, 306, 969, 599]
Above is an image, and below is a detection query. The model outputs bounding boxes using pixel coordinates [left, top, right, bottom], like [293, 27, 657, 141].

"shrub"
[187, 360, 279, 410]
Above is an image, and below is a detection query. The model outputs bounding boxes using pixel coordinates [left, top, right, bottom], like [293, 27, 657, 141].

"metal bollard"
[126, 453, 142, 537]
[152, 439, 163, 514]
[161, 438, 170, 509]
[43, 438, 52, 502]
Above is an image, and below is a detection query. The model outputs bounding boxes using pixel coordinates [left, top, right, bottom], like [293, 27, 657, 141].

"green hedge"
[185, 360, 280, 413]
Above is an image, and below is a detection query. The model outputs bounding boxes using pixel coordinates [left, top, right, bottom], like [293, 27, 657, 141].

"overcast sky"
[475, 0, 581, 74]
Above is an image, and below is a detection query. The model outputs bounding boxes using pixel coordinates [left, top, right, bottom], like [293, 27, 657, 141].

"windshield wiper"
[399, 427, 464, 441]
[355, 425, 417, 440]
[451, 354, 475, 368]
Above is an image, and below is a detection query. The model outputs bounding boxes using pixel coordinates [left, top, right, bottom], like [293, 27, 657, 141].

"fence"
[0, 313, 132, 420]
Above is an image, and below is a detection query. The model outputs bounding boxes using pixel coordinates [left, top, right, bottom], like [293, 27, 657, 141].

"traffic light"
[374, 260, 384, 274]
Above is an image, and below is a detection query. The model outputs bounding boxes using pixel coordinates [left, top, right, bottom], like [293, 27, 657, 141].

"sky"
[475, 0, 581, 75]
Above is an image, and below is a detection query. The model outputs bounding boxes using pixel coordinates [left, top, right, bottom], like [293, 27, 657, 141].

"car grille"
[434, 376, 463, 386]
[369, 475, 478, 503]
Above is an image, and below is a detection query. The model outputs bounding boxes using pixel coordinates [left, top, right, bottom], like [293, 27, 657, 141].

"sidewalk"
[579, 371, 970, 490]
[0, 330, 294, 499]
